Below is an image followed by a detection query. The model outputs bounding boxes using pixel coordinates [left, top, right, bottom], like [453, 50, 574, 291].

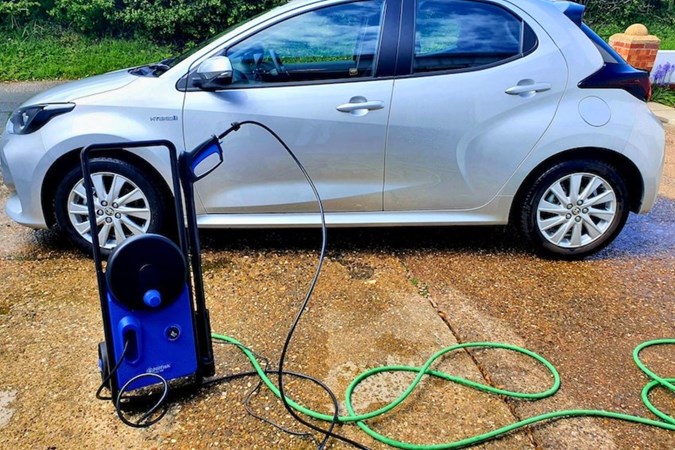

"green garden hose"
[211, 333, 674, 449]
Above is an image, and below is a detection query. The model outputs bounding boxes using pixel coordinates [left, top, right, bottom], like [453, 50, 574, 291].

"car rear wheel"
[54, 158, 168, 255]
[519, 160, 630, 258]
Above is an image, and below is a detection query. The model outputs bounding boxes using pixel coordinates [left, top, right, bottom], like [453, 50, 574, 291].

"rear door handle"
[336, 97, 385, 114]
[505, 82, 551, 96]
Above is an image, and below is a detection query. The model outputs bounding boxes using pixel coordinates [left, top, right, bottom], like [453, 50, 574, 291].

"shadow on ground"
[16, 197, 674, 262]
[192, 196, 675, 260]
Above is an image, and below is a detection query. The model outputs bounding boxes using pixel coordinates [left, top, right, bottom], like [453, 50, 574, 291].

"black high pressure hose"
[217, 121, 369, 450]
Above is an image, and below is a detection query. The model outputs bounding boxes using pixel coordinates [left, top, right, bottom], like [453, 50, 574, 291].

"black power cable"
[209, 340, 318, 446]
[95, 339, 170, 428]
[115, 373, 169, 428]
[95, 121, 368, 447]
[216, 121, 370, 450]
[159, 49, 365, 446]
[96, 340, 129, 402]
[234, 344, 319, 445]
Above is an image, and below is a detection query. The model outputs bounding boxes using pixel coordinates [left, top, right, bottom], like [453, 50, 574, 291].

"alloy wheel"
[67, 172, 152, 249]
[536, 172, 617, 248]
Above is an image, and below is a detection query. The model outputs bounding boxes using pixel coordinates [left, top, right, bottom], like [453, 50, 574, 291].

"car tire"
[54, 158, 168, 256]
[519, 159, 630, 259]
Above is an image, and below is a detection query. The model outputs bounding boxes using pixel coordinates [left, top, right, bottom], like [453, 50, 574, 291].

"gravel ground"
[0, 117, 673, 449]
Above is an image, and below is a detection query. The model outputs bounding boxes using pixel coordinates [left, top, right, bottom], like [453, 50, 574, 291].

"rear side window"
[413, 0, 537, 74]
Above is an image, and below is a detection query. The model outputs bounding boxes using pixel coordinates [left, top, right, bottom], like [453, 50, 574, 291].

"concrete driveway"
[0, 83, 673, 449]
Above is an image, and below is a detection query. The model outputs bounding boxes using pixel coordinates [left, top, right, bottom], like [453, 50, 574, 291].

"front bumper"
[0, 129, 49, 229]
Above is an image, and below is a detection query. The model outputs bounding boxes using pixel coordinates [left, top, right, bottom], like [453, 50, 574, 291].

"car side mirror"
[194, 56, 233, 91]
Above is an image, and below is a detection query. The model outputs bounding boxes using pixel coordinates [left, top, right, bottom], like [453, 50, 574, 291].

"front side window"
[225, 0, 385, 85]
[413, 0, 536, 73]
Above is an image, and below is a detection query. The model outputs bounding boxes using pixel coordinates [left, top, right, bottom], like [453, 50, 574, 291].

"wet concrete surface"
[0, 83, 673, 449]
[1, 176, 673, 450]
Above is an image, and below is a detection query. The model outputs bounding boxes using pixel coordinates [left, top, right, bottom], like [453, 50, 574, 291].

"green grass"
[0, 26, 174, 81]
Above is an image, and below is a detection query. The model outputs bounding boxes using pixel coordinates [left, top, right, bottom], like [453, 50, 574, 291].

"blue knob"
[143, 289, 162, 308]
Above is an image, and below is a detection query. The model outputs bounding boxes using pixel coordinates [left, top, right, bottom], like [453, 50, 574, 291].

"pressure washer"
[82, 137, 223, 425]
[82, 125, 674, 448]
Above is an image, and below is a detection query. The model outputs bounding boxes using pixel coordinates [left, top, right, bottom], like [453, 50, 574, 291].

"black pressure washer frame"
[81, 139, 216, 402]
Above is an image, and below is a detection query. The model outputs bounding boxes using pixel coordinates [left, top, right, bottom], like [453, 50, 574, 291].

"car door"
[182, 0, 397, 215]
[384, 0, 568, 211]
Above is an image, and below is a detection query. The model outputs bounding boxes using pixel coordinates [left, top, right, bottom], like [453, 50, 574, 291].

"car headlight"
[8, 103, 75, 135]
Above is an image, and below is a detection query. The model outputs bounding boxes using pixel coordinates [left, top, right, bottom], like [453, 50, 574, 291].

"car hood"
[20, 69, 138, 107]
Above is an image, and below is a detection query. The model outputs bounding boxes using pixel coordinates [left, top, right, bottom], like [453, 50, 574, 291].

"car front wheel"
[54, 158, 168, 255]
[519, 160, 630, 258]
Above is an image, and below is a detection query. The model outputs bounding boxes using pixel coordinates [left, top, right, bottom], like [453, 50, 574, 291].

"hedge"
[1, 0, 673, 43]
[0, 0, 285, 43]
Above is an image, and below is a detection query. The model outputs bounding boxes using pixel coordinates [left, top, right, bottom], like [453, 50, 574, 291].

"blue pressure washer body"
[81, 137, 224, 401]
[102, 234, 198, 391]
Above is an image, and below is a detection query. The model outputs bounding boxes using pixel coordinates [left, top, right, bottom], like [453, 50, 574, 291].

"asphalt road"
[0, 82, 673, 449]
[0, 81, 64, 129]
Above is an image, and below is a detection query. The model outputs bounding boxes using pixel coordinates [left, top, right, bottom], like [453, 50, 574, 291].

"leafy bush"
[49, 0, 114, 34]
[1, 0, 671, 43]
[0, 0, 41, 27]
[0, 0, 285, 42]
[579, 0, 674, 26]
[651, 86, 675, 107]
[113, 0, 283, 43]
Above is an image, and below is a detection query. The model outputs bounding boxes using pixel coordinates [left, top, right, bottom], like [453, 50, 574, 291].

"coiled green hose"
[211, 334, 674, 449]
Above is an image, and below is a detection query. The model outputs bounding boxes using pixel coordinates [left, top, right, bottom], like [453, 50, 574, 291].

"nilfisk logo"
[146, 363, 171, 374]
[150, 115, 179, 122]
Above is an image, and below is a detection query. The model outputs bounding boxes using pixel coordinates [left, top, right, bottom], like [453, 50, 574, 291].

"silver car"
[0, 0, 665, 258]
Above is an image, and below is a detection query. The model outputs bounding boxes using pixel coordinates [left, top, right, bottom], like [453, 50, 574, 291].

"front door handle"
[336, 96, 385, 115]
[505, 82, 551, 96]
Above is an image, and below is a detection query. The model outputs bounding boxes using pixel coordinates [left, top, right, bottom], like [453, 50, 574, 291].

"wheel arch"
[41, 148, 173, 228]
[509, 147, 644, 224]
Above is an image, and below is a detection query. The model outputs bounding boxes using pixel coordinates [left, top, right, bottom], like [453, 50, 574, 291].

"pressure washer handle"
[180, 136, 223, 183]
[178, 136, 225, 378]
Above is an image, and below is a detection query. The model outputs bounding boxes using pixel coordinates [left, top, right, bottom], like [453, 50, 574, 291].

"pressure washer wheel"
[98, 342, 111, 386]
